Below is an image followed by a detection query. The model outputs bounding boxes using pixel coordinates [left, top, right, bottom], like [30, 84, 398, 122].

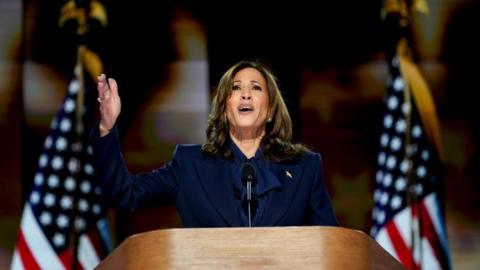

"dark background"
[1, 0, 479, 268]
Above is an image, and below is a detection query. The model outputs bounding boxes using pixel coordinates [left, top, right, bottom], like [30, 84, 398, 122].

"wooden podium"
[95, 226, 404, 269]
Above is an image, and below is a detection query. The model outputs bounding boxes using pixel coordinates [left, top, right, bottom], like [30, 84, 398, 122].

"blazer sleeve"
[91, 127, 180, 212]
[307, 153, 339, 226]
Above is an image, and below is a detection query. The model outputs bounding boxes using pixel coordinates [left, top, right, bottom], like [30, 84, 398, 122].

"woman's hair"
[202, 60, 307, 162]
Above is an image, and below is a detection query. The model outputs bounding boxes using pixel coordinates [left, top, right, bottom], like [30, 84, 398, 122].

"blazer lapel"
[193, 157, 242, 227]
[259, 162, 304, 226]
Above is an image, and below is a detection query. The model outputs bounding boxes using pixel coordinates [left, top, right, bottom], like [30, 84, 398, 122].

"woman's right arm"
[93, 75, 179, 211]
[92, 127, 179, 211]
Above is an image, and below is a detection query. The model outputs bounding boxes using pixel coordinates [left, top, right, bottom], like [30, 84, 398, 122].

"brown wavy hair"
[202, 61, 307, 162]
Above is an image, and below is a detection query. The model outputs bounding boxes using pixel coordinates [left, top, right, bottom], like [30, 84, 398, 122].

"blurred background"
[1, 0, 479, 269]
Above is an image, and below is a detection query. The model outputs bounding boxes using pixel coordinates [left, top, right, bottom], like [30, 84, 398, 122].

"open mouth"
[238, 105, 254, 112]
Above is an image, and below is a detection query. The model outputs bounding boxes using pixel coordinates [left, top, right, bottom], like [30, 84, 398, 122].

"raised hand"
[97, 74, 121, 137]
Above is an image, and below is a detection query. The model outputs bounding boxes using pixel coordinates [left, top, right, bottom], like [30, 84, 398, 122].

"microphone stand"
[241, 162, 256, 228]
[247, 181, 252, 228]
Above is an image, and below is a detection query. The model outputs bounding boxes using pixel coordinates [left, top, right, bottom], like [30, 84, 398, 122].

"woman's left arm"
[307, 153, 339, 226]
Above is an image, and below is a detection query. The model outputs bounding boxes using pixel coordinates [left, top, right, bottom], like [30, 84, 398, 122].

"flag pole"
[72, 44, 85, 270]
[382, 1, 431, 267]
[58, 1, 108, 269]
[373, 2, 451, 268]
[396, 40, 419, 269]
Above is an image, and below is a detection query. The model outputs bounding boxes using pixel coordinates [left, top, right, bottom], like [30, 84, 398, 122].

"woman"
[93, 61, 338, 227]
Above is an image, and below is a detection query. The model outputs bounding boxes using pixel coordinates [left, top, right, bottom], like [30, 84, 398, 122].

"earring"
[267, 117, 272, 123]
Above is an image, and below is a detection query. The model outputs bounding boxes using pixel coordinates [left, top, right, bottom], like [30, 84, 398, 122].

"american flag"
[370, 55, 452, 269]
[11, 61, 112, 270]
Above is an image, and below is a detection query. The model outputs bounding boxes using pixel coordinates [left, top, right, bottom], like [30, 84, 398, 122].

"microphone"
[241, 162, 257, 227]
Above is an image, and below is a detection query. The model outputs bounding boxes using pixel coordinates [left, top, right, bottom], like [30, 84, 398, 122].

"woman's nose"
[241, 89, 252, 100]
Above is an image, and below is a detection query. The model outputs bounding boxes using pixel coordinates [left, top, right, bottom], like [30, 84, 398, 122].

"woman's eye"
[232, 85, 241, 90]
[252, 85, 262, 91]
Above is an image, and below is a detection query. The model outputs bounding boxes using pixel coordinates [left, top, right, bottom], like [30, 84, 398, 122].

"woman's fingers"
[97, 74, 117, 103]
[108, 78, 118, 98]
[97, 74, 108, 99]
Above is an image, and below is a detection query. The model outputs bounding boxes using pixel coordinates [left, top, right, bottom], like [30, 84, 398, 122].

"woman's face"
[226, 67, 270, 136]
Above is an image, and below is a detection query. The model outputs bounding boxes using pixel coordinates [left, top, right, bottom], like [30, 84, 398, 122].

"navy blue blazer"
[92, 128, 338, 228]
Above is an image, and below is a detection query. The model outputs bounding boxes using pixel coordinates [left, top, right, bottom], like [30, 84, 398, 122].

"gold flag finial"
[59, 0, 108, 35]
[382, 0, 429, 21]
[413, 0, 429, 15]
[59, 0, 107, 80]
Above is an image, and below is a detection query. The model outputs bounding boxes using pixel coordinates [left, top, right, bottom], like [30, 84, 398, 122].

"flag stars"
[47, 174, 59, 188]
[376, 171, 384, 183]
[50, 117, 58, 129]
[69, 80, 79, 94]
[383, 173, 393, 187]
[87, 146, 93, 155]
[386, 155, 397, 169]
[53, 233, 66, 247]
[60, 195, 73, 209]
[387, 96, 399, 110]
[412, 125, 422, 138]
[80, 181, 91, 194]
[414, 184, 423, 195]
[44, 136, 53, 149]
[92, 204, 101, 215]
[372, 208, 378, 219]
[374, 189, 381, 202]
[64, 98, 75, 113]
[84, 164, 94, 175]
[30, 191, 41, 204]
[68, 158, 80, 173]
[395, 177, 407, 191]
[39, 154, 48, 168]
[380, 191, 389, 206]
[400, 159, 410, 174]
[393, 77, 404, 91]
[377, 210, 386, 223]
[51, 156, 64, 171]
[380, 133, 390, 147]
[421, 150, 430, 161]
[64, 176, 76, 191]
[390, 137, 402, 152]
[56, 214, 69, 229]
[395, 119, 406, 133]
[384, 115, 393, 128]
[416, 166, 427, 178]
[391, 195, 402, 209]
[378, 152, 386, 166]
[78, 199, 89, 212]
[56, 137, 67, 151]
[40, 212, 52, 226]
[44, 193, 56, 207]
[60, 118, 72, 132]
[34, 173, 44, 186]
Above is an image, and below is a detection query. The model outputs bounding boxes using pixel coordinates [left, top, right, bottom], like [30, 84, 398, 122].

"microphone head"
[241, 162, 257, 187]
